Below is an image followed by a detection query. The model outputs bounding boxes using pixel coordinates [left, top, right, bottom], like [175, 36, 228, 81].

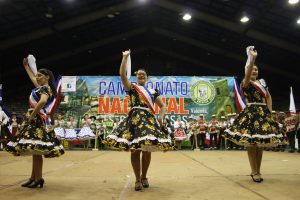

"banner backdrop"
[59, 76, 237, 129]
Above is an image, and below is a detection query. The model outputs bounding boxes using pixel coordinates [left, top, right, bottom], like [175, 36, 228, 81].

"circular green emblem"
[190, 80, 216, 105]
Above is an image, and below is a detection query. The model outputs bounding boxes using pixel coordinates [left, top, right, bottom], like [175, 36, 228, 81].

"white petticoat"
[77, 127, 95, 140]
[54, 127, 65, 140]
[64, 128, 78, 141]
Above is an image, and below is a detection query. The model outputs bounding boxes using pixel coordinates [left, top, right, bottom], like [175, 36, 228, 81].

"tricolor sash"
[250, 80, 267, 98]
[29, 76, 62, 120]
[29, 88, 49, 122]
[132, 83, 155, 113]
[28, 76, 62, 122]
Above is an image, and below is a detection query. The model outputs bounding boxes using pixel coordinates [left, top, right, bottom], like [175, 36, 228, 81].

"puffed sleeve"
[125, 84, 135, 94]
[259, 79, 268, 89]
[38, 85, 53, 98]
[153, 89, 161, 101]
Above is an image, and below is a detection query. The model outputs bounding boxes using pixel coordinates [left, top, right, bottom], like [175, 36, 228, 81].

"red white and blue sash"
[28, 76, 62, 121]
[132, 83, 155, 113]
[250, 80, 267, 98]
[29, 89, 47, 121]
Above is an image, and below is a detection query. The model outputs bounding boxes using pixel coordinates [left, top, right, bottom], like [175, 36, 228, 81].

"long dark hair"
[134, 68, 148, 76]
[38, 68, 57, 97]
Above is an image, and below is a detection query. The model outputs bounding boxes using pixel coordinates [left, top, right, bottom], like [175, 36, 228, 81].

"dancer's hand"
[122, 50, 131, 57]
[249, 49, 258, 58]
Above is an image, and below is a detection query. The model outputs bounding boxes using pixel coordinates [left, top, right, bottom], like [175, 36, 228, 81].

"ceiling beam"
[3, 48, 148, 96]
[2, 46, 224, 97]
[0, 1, 141, 50]
[242, 0, 277, 33]
[39, 27, 147, 65]
[3, 27, 147, 77]
[153, 0, 300, 55]
[153, 27, 243, 61]
[150, 47, 229, 75]
[153, 27, 299, 80]
[63, 48, 148, 74]
[63, 46, 230, 75]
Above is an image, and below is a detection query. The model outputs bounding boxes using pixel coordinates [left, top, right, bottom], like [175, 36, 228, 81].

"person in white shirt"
[0, 106, 9, 126]
[65, 116, 77, 141]
[54, 113, 65, 139]
[174, 116, 187, 150]
[0, 106, 10, 149]
[208, 115, 220, 150]
[78, 114, 95, 149]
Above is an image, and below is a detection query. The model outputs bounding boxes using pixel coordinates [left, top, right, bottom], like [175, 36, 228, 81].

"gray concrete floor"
[0, 150, 300, 200]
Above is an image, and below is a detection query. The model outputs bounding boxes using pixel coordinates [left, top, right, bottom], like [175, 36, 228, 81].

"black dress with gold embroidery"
[224, 80, 286, 147]
[5, 85, 64, 158]
[103, 84, 173, 152]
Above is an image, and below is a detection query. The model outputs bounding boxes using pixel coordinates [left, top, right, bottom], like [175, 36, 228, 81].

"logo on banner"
[62, 76, 77, 92]
[190, 80, 215, 105]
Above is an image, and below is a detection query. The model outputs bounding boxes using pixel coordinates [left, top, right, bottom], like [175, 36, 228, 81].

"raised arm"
[243, 48, 258, 87]
[119, 50, 131, 91]
[23, 58, 39, 87]
[155, 96, 166, 127]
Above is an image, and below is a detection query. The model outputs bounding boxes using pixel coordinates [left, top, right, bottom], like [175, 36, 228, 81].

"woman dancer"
[103, 50, 172, 191]
[5, 57, 64, 188]
[224, 47, 286, 182]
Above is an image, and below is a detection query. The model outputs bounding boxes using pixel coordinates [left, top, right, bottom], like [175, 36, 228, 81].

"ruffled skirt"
[64, 128, 78, 141]
[174, 128, 187, 141]
[103, 109, 173, 152]
[54, 127, 65, 140]
[77, 127, 95, 140]
[5, 114, 64, 158]
[224, 104, 287, 147]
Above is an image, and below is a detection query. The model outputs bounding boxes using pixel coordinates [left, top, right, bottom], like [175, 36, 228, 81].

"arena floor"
[0, 150, 299, 200]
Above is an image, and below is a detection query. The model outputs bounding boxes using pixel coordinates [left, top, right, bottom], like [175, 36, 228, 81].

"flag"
[45, 75, 62, 117]
[289, 86, 296, 115]
[234, 79, 246, 112]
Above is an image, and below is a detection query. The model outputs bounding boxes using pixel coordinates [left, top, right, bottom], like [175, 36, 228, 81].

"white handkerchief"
[246, 46, 254, 56]
[126, 55, 131, 79]
[27, 54, 37, 75]
[245, 46, 255, 73]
